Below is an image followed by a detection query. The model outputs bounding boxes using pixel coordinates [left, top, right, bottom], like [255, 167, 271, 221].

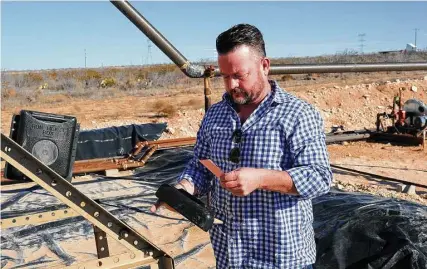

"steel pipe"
[268, 63, 427, 75]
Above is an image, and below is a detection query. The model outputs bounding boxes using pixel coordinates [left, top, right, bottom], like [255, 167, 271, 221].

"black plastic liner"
[313, 191, 427, 269]
[1, 146, 426, 269]
[75, 123, 167, 160]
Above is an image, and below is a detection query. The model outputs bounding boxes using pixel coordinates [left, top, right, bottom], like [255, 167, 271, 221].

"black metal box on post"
[4, 110, 80, 182]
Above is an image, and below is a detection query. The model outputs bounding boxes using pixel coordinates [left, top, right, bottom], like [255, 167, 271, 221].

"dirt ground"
[1, 71, 427, 205]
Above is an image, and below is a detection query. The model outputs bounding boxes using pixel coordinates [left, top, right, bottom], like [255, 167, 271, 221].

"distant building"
[378, 43, 417, 55]
[405, 43, 417, 52]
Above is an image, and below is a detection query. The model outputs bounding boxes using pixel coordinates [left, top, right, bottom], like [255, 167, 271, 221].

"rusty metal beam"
[146, 137, 196, 148]
[72, 137, 196, 174]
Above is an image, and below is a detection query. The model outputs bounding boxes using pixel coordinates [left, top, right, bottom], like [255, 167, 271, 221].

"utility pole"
[84, 49, 87, 68]
[146, 39, 153, 65]
[358, 33, 366, 54]
[413, 28, 419, 49]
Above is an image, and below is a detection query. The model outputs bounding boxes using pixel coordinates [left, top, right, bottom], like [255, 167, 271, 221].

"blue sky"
[1, 1, 427, 71]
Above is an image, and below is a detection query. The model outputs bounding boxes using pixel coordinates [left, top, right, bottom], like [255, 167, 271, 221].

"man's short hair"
[216, 24, 266, 58]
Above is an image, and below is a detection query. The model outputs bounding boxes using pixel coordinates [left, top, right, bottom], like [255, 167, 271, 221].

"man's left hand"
[219, 167, 263, 196]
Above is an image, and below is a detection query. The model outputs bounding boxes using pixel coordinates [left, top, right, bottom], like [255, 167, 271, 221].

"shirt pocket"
[244, 126, 284, 168]
[208, 127, 232, 163]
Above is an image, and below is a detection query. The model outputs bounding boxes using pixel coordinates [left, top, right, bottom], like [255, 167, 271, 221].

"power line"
[358, 33, 366, 54]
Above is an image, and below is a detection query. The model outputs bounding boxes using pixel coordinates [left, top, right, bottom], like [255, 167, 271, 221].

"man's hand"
[219, 167, 263, 196]
[150, 179, 195, 213]
[150, 185, 182, 213]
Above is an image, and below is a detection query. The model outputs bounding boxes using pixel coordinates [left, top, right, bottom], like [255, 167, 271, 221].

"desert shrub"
[118, 79, 135, 91]
[62, 70, 78, 79]
[48, 71, 58, 80]
[53, 78, 77, 91]
[84, 69, 101, 80]
[281, 74, 295, 81]
[39, 82, 49, 89]
[24, 72, 44, 84]
[104, 67, 120, 77]
[100, 77, 116, 88]
[2, 88, 17, 99]
[152, 100, 178, 117]
[10, 72, 44, 88]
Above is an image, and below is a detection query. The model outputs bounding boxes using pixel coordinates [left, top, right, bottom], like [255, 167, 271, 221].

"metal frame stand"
[0, 133, 175, 269]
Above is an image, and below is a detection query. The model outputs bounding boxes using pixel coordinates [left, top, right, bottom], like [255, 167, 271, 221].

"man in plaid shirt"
[152, 24, 332, 269]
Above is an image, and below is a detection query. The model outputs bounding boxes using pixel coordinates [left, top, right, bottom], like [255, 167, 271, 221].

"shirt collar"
[269, 80, 289, 104]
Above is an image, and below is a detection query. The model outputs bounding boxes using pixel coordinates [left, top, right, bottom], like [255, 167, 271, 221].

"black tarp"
[75, 123, 167, 160]
[1, 146, 426, 269]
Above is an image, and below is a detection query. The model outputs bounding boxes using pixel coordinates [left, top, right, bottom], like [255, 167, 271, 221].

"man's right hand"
[150, 179, 195, 213]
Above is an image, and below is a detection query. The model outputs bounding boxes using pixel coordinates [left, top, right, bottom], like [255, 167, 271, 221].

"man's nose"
[225, 77, 239, 90]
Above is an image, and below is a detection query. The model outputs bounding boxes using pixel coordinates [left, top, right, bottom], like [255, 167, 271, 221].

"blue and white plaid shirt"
[179, 80, 332, 269]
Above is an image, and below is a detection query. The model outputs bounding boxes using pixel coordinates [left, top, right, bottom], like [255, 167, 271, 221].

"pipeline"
[325, 129, 373, 144]
[331, 164, 427, 189]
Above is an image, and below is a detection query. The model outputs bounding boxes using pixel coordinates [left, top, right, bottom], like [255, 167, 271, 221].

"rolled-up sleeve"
[178, 116, 211, 196]
[286, 106, 332, 199]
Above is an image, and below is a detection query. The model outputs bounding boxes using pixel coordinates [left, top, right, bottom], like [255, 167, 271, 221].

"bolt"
[107, 222, 113, 227]
[120, 230, 129, 238]
[66, 191, 72, 197]
[94, 212, 99, 217]
[80, 202, 86, 207]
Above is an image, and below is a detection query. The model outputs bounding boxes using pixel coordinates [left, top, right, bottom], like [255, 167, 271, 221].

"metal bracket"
[0, 133, 175, 269]
[94, 225, 110, 259]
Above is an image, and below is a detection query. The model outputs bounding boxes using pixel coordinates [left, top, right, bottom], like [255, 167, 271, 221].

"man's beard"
[229, 76, 266, 105]
[230, 88, 251, 105]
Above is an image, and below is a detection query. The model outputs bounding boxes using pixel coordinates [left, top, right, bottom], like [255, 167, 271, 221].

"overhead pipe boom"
[111, 0, 427, 79]
[110, 0, 205, 78]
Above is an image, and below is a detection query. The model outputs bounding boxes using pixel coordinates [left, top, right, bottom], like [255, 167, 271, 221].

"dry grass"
[281, 74, 295, 81]
[151, 100, 178, 117]
[2, 88, 17, 99]
[182, 97, 203, 109]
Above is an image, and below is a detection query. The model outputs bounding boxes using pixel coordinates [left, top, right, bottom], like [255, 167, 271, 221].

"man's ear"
[261, 57, 270, 76]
